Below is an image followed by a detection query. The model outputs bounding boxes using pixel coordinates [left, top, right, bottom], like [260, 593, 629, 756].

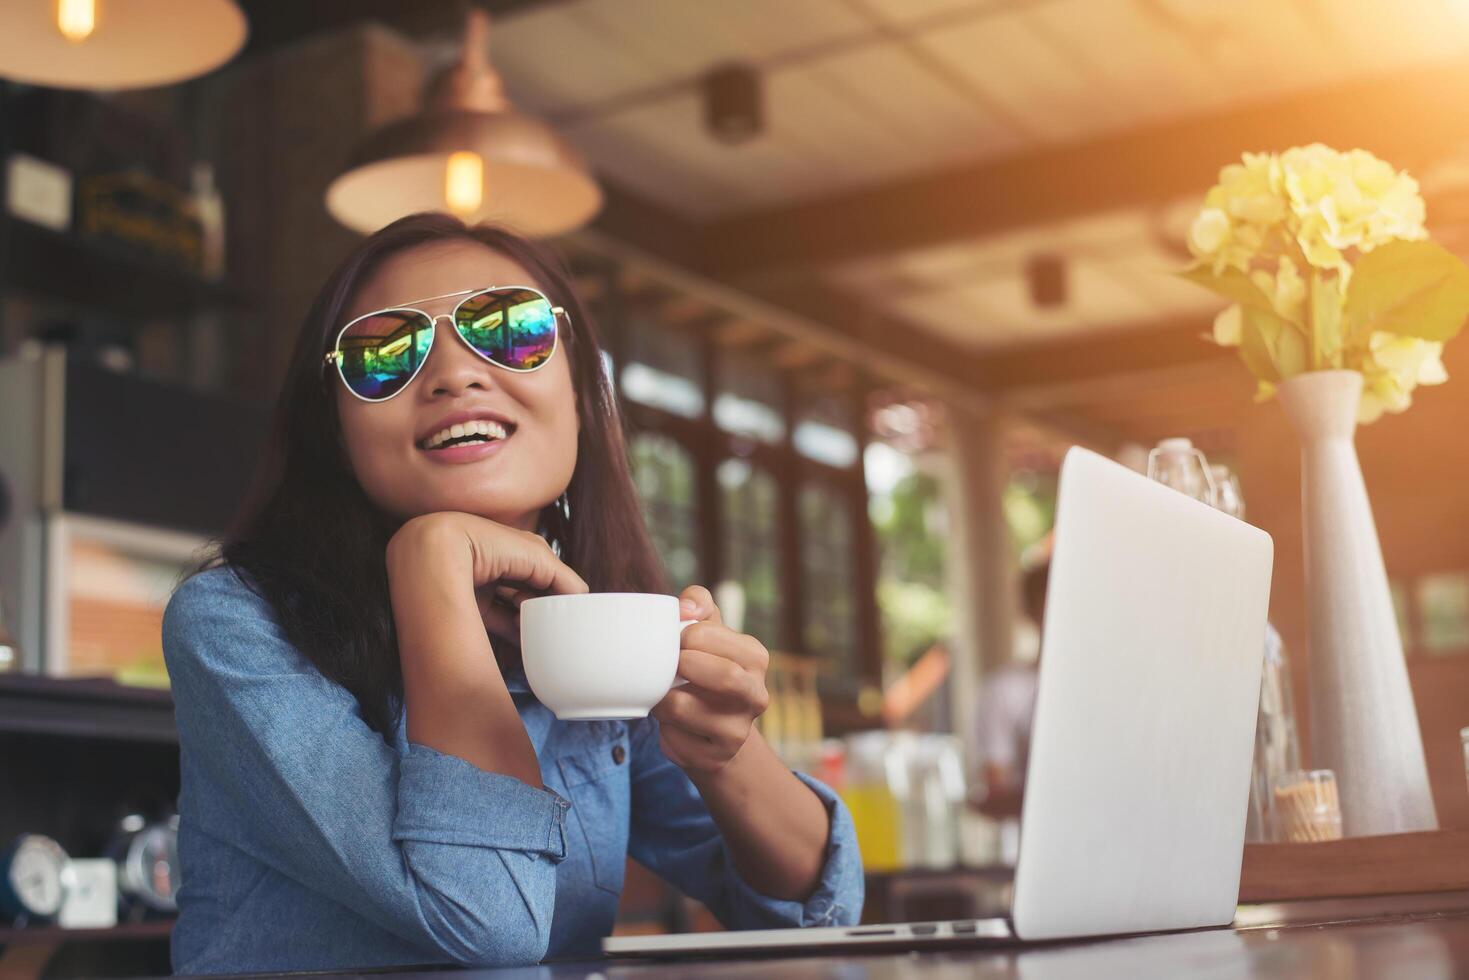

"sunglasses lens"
[337, 311, 433, 400]
[455, 288, 557, 371]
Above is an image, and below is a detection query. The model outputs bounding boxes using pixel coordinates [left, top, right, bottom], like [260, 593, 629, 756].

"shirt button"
[611, 744, 626, 765]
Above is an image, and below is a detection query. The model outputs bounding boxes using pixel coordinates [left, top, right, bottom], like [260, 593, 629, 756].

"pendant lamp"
[326, 7, 602, 238]
[0, 0, 246, 89]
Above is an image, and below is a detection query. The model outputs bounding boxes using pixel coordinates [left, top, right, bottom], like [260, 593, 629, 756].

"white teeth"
[421, 418, 510, 449]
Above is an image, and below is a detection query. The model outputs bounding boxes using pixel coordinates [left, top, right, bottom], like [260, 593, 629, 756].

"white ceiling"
[825, 205, 1220, 347]
[489, 0, 1469, 349]
[495, 0, 1469, 219]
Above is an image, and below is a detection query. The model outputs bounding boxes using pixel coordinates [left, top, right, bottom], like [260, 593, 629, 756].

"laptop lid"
[1010, 447, 1273, 941]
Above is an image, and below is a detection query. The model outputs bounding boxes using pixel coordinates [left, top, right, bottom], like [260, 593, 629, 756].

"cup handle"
[671, 619, 697, 688]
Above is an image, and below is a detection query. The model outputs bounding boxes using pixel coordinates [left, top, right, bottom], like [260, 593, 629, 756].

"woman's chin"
[434, 499, 541, 530]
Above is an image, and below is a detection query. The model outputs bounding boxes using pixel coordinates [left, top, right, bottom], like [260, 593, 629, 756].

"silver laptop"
[605, 447, 1274, 958]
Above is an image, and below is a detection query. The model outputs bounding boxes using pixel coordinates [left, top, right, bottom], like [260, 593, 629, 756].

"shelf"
[2, 219, 251, 319]
[864, 866, 1015, 883]
[0, 920, 173, 946]
[0, 674, 176, 744]
[1240, 829, 1469, 903]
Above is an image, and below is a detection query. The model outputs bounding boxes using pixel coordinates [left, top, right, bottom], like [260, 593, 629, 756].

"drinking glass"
[1272, 769, 1342, 842]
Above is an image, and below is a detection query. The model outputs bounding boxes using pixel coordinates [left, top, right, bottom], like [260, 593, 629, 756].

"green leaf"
[1236, 305, 1308, 383]
[1238, 306, 1283, 383]
[1179, 265, 1276, 313]
[1310, 271, 1344, 369]
[1344, 240, 1469, 343]
[1274, 316, 1310, 377]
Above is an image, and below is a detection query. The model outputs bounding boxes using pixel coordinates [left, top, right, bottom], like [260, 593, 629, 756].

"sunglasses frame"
[322, 285, 566, 403]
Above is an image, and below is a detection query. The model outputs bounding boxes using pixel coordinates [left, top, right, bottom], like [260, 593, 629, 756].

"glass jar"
[1146, 437, 1216, 503]
[909, 734, 967, 869]
[1250, 624, 1302, 842]
[841, 732, 909, 871]
[1210, 464, 1245, 520]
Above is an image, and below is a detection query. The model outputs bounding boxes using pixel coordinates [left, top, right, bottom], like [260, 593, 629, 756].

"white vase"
[1276, 370, 1437, 837]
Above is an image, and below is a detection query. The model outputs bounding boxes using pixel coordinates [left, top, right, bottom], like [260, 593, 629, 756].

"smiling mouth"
[416, 418, 516, 452]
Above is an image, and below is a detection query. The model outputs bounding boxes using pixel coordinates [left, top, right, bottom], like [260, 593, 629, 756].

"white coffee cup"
[520, 592, 695, 721]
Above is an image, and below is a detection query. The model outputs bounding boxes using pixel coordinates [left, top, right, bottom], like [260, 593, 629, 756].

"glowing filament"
[58, 0, 96, 42]
[445, 151, 483, 215]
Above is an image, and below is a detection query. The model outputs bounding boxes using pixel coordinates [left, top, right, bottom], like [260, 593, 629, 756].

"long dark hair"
[186, 213, 667, 737]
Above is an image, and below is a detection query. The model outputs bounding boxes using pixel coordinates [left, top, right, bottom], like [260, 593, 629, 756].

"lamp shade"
[326, 6, 601, 238]
[0, 0, 247, 90]
[326, 108, 602, 238]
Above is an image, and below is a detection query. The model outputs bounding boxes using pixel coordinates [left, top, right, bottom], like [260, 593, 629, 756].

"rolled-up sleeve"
[163, 569, 566, 966]
[395, 745, 569, 856]
[625, 716, 864, 929]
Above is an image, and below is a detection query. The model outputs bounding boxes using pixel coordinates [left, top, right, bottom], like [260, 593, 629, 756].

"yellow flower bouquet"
[1184, 144, 1469, 422]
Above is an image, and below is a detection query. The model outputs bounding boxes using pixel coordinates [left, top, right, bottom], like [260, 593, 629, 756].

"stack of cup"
[1272, 769, 1343, 842]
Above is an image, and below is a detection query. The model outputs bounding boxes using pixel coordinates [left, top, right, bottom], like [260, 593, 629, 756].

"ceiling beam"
[695, 60, 1469, 278]
[587, 183, 993, 395]
[589, 181, 1255, 403]
[1016, 407, 1131, 457]
[976, 315, 1234, 394]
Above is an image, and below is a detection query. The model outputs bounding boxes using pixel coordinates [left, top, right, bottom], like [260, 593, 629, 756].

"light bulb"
[57, 0, 97, 42]
[444, 151, 483, 216]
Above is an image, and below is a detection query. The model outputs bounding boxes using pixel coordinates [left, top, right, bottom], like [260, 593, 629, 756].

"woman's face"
[335, 240, 579, 529]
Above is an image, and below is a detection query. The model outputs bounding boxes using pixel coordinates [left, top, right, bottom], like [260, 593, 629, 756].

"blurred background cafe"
[3, 0, 1469, 976]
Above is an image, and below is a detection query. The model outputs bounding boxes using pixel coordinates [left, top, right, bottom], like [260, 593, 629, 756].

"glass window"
[1004, 469, 1057, 560]
[800, 481, 858, 693]
[1419, 573, 1469, 653]
[867, 443, 951, 671]
[794, 390, 859, 468]
[718, 458, 783, 648]
[621, 314, 704, 418]
[714, 349, 785, 443]
[629, 432, 701, 590]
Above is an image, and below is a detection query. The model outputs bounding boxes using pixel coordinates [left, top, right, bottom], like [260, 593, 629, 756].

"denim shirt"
[161, 566, 863, 975]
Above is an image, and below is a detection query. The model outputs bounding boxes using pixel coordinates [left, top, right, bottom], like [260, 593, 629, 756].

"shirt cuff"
[722, 770, 865, 928]
[393, 742, 571, 862]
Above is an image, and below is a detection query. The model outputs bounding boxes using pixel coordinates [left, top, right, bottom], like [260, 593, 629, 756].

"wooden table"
[110, 890, 1469, 979]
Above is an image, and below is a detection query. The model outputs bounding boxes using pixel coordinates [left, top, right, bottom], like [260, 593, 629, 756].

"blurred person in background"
[972, 548, 1050, 822]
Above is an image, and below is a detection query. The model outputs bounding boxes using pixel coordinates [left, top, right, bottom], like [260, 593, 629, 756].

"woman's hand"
[387, 511, 588, 647]
[650, 587, 830, 901]
[651, 585, 771, 777]
[385, 511, 585, 784]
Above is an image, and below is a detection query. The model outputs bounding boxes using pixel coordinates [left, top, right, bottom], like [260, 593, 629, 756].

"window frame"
[602, 282, 882, 728]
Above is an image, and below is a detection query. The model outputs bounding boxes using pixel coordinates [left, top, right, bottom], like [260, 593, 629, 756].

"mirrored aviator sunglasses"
[323, 285, 563, 402]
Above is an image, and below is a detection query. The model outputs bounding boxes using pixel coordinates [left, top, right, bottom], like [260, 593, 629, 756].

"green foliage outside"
[871, 470, 950, 668]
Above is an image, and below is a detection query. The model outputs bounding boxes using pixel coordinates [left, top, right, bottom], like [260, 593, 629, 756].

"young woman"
[162, 213, 863, 974]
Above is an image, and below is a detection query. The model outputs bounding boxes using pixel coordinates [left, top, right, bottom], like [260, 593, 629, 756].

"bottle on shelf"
[797, 660, 826, 775]
[192, 161, 226, 282]
[756, 659, 786, 762]
[815, 738, 847, 794]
